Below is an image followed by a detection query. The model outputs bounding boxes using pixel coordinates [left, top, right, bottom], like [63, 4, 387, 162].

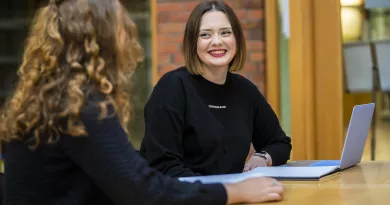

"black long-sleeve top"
[140, 67, 292, 177]
[3, 92, 227, 205]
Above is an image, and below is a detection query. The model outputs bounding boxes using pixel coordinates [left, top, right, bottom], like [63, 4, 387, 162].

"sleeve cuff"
[198, 183, 228, 205]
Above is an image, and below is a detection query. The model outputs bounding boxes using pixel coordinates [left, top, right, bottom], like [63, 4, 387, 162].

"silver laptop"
[284, 103, 375, 170]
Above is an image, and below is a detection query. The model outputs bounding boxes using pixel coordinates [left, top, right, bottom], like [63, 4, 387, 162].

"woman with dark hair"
[140, 0, 292, 177]
[0, 0, 284, 204]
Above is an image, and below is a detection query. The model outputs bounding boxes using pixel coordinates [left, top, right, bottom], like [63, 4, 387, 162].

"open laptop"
[242, 103, 376, 180]
[284, 103, 375, 171]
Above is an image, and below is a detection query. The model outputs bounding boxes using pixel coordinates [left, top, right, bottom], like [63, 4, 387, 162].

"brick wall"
[156, 0, 266, 93]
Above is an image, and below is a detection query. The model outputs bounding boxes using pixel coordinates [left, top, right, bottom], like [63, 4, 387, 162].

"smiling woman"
[140, 0, 292, 178]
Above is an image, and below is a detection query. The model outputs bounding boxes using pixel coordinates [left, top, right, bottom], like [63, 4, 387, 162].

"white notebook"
[178, 170, 265, 184]
[178, 166, 338, 184]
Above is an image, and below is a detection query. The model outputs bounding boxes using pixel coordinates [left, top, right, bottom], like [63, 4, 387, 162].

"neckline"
[194, 71, 231, 89]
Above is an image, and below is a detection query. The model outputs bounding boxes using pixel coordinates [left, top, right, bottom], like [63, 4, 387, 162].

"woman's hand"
[243, 154, 271, 172]
[224, 177, 284, 204]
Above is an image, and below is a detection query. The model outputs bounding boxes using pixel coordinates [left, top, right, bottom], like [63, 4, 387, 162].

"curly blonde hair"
[0, 0, 143, 148]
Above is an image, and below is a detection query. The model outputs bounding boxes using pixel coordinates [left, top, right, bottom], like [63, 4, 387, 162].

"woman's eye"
[221, 31, 232, 36]
[200, 33, 210, 37]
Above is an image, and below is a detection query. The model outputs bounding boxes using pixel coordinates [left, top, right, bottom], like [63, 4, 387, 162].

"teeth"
[210, 50, 225, 54]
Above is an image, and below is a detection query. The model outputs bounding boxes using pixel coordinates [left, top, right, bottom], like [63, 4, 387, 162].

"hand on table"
[243, 155, 268, 172]
[225, 177, 284, 204]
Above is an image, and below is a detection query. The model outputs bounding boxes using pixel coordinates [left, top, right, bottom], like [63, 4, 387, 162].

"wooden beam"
[265, 0, 280, 118]
[289, 0, 344, 160]
[289, 0, 316, 160]
[312, 0, 344, 159]
[150, 0, 158, 86]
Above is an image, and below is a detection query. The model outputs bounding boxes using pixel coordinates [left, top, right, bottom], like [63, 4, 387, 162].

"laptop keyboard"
[307, 160, 340, 167]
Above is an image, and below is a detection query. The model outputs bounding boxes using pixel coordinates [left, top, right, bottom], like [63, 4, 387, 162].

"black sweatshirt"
[140, 67, 292, 177]
[4, 92, 227, 205]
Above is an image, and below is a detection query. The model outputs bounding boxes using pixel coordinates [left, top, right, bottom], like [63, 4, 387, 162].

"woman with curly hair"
[0, 0, 284, 205]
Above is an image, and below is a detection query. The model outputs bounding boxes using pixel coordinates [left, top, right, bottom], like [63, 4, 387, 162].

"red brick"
[168, 12, 191, 22]
[157, 3, 183, 12]
[250, 52, 264, 61]
[159, 43, 180, 53]
[241, 20, 259, 29]
[182, 1, 200, 11]
[252, 73, 265, 90]
[235, 0, 246, 9]
[242, 62, 256, 72]
[234, 10, 247, 19]
[243, 0, 264, 9]
[159, 54, 172, 64]
[173, 53, 185, 64]
[246, 40, 264, 51]
[158, 13, 169, 22]
[158, 64, 182, 77]
[246, 28, 263, 40]
[158, 34, 183, 43]
[158, 23, 186, 33]
[225, 0, 243, 9]
[247, 10, 264, 20]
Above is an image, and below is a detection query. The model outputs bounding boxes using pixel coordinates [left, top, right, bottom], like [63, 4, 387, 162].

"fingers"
[243, 165, 255, 172]
[243, 157, 267, 172]
[271, 179, 282, 187]
[236, 177, 284, 203]
[261, 177, 279, 185]
[265, 193, 283, 202]
[264, 182, 284, 202]
[243, 163, 266, 172]
[268, 181, 284, 199]
[269, 184, 284, 194]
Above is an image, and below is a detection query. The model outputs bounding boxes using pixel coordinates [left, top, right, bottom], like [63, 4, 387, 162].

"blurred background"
[0, 0, 389, 162]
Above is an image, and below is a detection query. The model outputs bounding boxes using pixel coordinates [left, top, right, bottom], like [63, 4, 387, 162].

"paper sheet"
[179, 171, 264, 184]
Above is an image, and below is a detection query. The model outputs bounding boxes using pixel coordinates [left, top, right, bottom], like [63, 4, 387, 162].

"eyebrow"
[199, 27, 232, 31]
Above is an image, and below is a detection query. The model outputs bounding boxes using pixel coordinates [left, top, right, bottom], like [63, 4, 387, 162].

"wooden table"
[261, 161, 390, 205]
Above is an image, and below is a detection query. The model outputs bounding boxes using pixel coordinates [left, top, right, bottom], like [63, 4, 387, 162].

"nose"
[211, 34, 222, 45]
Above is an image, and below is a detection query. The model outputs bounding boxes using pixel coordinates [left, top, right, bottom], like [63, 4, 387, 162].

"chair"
[372, 40, 390, 92]
[372, 40, 390, 161]
[343, 42, 374, 93]
[373, 40, 390, 119]
[342, 42, 377, 160]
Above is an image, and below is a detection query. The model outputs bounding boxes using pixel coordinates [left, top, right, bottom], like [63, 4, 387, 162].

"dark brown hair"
[0, 0, 143, 148]
[182, 0, 246, 74]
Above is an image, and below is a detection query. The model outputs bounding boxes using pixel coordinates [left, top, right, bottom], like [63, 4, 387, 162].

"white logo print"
[208, 105, 227, 109]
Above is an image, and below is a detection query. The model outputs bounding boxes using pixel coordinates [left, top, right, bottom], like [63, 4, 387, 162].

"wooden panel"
[289, 0, 343, 160]
[150, 0, 158, 86]
[289, 0, 316, 160]
[312, 0, 344, 159]
[265, 0, 280, 118]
